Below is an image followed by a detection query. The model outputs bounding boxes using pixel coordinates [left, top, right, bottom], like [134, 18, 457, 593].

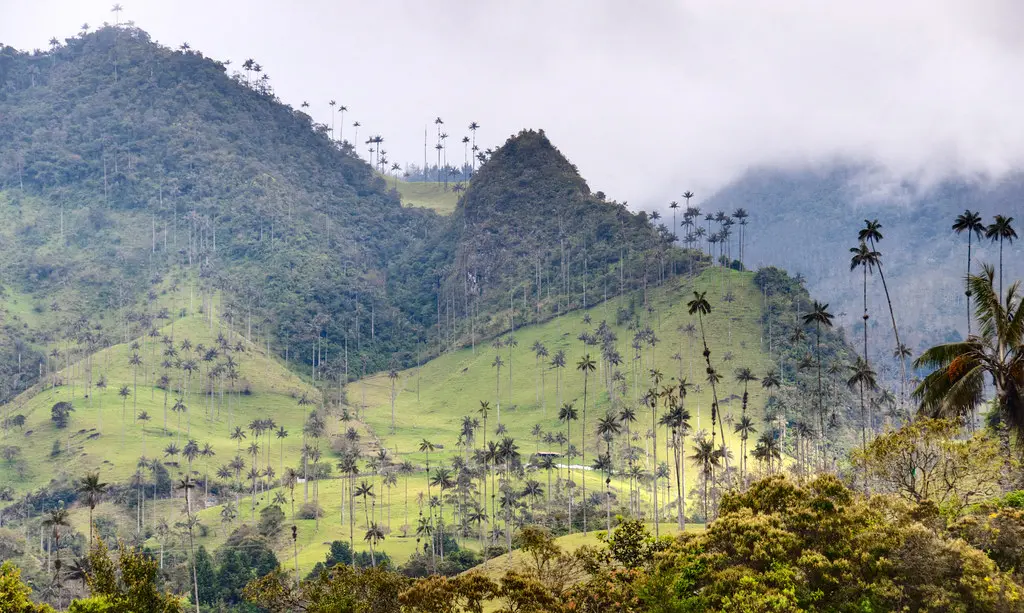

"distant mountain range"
[701, 165, 1024, 355]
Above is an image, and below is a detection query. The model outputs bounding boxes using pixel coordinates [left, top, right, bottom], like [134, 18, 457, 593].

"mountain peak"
[459, 129, 590, 222]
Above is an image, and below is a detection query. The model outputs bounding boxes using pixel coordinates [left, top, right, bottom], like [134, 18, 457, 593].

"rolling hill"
[0, 263, 853, 581]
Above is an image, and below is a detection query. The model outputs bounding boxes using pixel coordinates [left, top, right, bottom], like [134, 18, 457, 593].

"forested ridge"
[0, 26, 688, 397]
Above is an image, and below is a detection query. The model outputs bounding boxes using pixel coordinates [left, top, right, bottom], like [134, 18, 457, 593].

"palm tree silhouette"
[850, 240, 879, 382]
[77, 473, 108, 548]
[847, 356, 878, 492]
[803, 301, 834, 462]
[753, 431, 781, 475]
[859, 220, 906, 404]
[689, 436, 719, 521]
[328, 100, 337, 139]
[577, 354, 597, 534]
[129, 352, 142, 421]
[733, 416, 757, 485]
[364, 523, 385, 567]
[952, 210, 985, 335]
[985, 215, 1017, 299]
[468, 122, 480, 173]
[914, 264, 1024, 444]
[558, 402, 578, 528]
[595, 412, 621, 532]
[687, 291, 729, 474]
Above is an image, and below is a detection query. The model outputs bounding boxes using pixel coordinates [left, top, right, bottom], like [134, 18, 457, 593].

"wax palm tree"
[364, 523, 385, 567]
[592, 453, 614, 532]
[953, 210, 985, 335]
[275, 426, 289, 475]
[492, 354, 504, 426]
[551, 350, 566, 405]
[200, 443, 215, 499]
[761, 370, 780, 397]
[176, 474, 201, 610]
[477, 400, 491, 453]
[914, 264, 1024, 444]
[859, 219, 906, 394]
[689, 436, 719, 521]
[986, 215, 1018, 299]
[733, 416, 757, 485]
[128, 352, 142, 420]
[596, 411, 621, 456]
[557, 402, 578, 525]
[419, 438, 435, 528]
[850, 241, 880, 363]
[669, 200, 680, 252]
[387, 368, 399, 434]
[182, 439, 200, 477]
[43, 503, 70, 598]
[119, 385, 130, 424]
[847, 356, 878, 490]
[468, 122, 480, 172]
[753, 431, 782, 475]
[577, 354, 597, 533]
[429, 467, 454, 558]
[735, 368, 759, 421]
[688, 291, 729, 470]
[355, 479, 375, 532]
[802, 301, 834, 454]
[77, 473, 107, 548]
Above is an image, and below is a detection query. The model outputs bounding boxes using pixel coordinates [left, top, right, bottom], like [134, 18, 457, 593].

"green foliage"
[244, 565, 408, 613]
[653, 475, 1023, 612]
[83, 538, 183, 613]
[214, 525, 280, 605]
[65, 597, 116, 612]
[599, 518, 660, 570]
[50, 401, 73, 428]
[258, 504, 285, 538]
[855, 418, 1005, 514]
[194, 546, 217, 605]
[999, 491, 1024, 509]
[512, 525, 561, 574]
[0, 561, 55, 613]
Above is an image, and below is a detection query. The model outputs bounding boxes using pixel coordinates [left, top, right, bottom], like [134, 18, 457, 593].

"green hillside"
[361, 267, 771, 460]
[0, 315, 317, 496]
[394, 180, 460, 215]
[0, 264, 851, 582]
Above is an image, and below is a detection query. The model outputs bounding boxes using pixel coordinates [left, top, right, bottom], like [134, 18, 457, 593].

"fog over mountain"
[5, 0, 1024, 205]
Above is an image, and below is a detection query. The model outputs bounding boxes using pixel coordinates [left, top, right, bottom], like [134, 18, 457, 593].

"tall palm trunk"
[651, 401, 658, 536]
[867, 237, 906, 410]
[861, 262, 869, 450]
[815, 322, 824, 468]
[581, 372, 589, 534]
[966, 231, 974, 335]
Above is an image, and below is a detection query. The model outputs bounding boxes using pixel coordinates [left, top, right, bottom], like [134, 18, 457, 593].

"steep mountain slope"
[0, 26, 443, 387]
[702, 165, 1024, 356]
[399, 129, 697, 349]
[0, 27, 700, 399]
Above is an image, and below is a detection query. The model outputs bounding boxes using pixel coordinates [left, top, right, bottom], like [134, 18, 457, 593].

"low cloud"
[5, 0, 1024, 205]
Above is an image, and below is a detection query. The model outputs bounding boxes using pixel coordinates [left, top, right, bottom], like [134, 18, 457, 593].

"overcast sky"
[4, 0, 1024, 208]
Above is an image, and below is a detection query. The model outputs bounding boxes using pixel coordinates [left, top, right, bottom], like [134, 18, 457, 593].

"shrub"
[51, 401, 73, 428]
[297, 502, 324, 519]
[258, 505, 285, 537]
